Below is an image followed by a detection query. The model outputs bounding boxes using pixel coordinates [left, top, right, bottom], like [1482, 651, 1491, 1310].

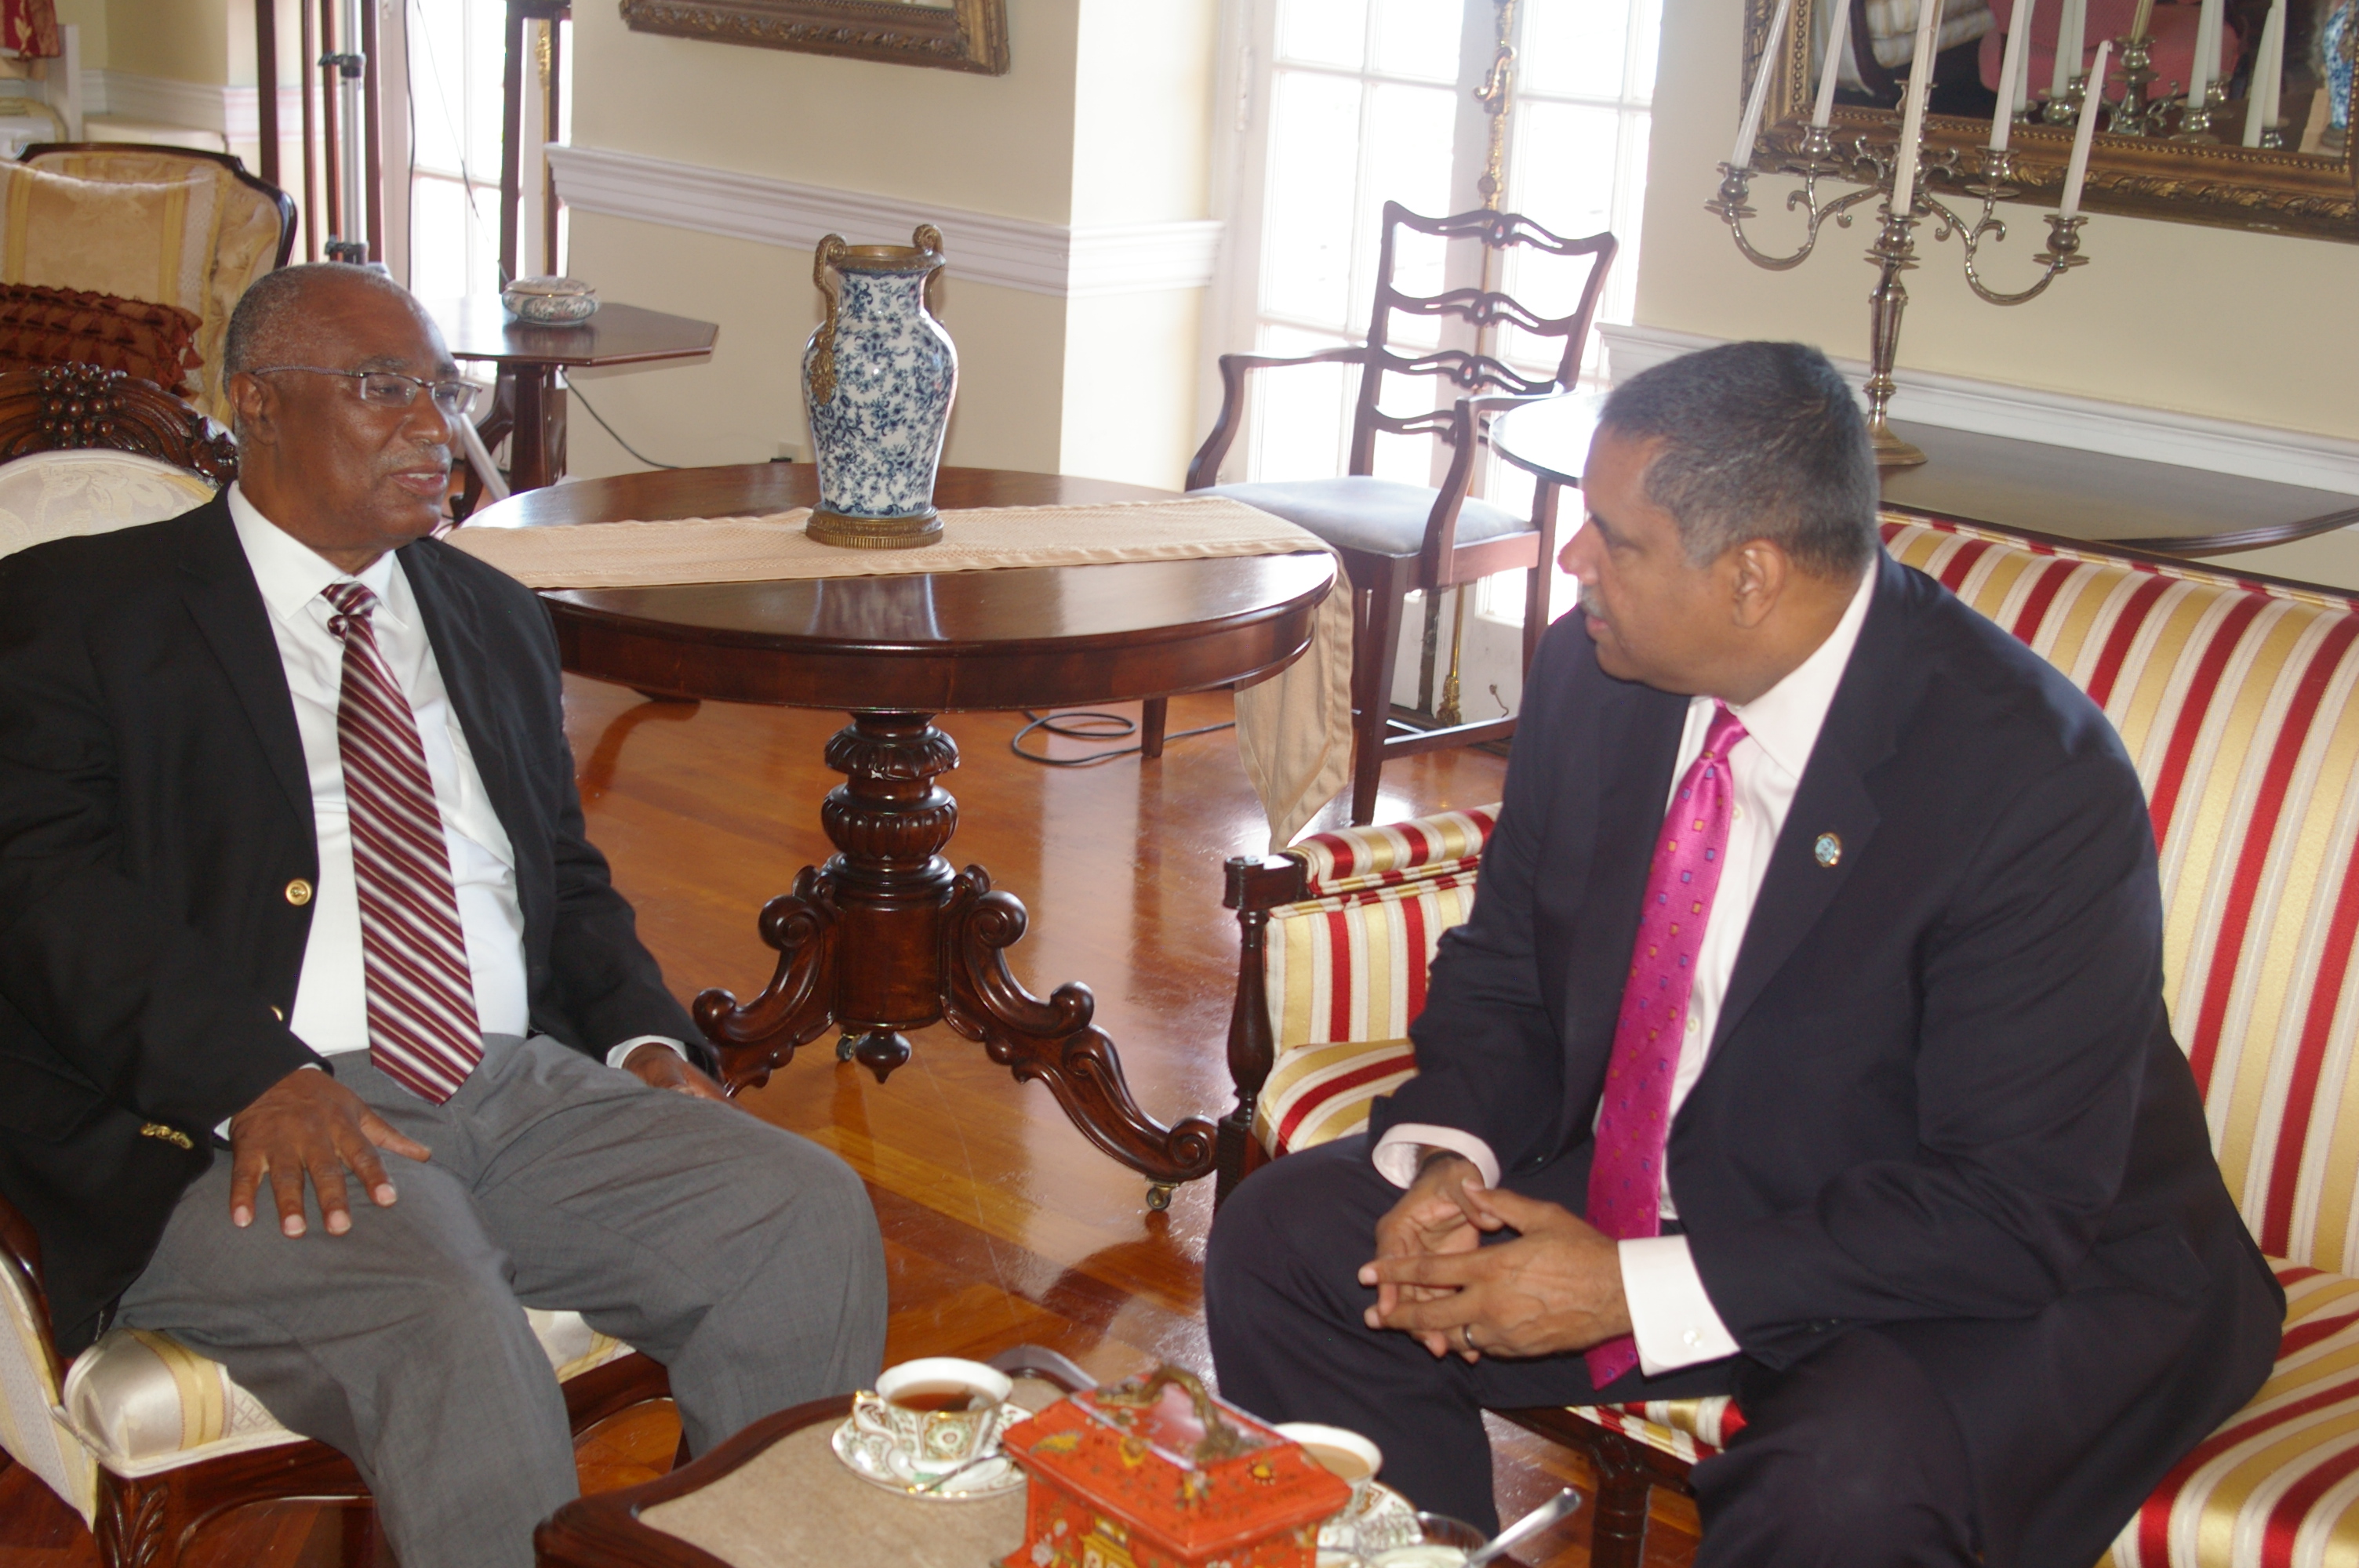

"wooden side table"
[424, 296, 718, 491]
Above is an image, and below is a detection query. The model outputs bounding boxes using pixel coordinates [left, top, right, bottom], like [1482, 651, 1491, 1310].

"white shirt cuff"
[1369, 1125, 1503, 1189]
[1619, 1234, 1740, 1374]
[608, 1036, 688, 1071]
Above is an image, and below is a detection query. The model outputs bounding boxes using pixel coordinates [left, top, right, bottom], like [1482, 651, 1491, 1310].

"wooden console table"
[1491, 394, 2359, 560]
[465, 466, 1337, 1201]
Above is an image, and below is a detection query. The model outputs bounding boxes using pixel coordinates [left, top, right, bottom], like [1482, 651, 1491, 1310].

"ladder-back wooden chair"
[1183, 201, 1616, 826]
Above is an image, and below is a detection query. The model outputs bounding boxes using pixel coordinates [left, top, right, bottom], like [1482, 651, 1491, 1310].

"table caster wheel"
[1145, 1182, 1175, 1212]
[836, 1032, 858, 1062]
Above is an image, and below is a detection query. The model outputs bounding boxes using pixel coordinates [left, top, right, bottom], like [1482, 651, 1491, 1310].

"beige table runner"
[450, 497, 1350, 847]
[638, 1377, 1064, 1568]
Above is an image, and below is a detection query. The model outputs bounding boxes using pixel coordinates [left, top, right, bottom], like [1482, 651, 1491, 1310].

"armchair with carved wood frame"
[1215, 512, 2359, 1568]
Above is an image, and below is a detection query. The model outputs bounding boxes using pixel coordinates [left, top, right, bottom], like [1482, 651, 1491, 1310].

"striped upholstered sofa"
[1214, 510, 2359, 1567]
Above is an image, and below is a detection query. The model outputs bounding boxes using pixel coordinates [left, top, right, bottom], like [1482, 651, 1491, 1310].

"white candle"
[2130, 0, 2154, 39]
[2187, 0, 2221, 105]
[2060, 37, 2110, 216]
[2244, 0, 2285, 141]
[1814, 0, 1853, 125]
[2051, 0, 2085, 97]
[1732, 0, 1798, 166]
[1991, 0, 2036, 147]
[1890, 0, 1944, 216]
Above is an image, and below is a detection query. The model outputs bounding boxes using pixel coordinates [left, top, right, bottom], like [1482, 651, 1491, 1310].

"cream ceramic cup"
[851, 1357, 1015, 1475]
[1277, 1421, 1385, 1516]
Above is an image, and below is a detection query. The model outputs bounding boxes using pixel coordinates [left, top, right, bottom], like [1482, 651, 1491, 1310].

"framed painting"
[618, 0, 1009, 75]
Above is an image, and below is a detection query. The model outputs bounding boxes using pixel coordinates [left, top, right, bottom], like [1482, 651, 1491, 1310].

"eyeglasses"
[244, 365, 481, 421]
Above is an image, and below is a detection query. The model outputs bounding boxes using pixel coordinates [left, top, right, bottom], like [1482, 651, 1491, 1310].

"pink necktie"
[325, 581, 484, 1103]
[1583, 702, 1747, 1388]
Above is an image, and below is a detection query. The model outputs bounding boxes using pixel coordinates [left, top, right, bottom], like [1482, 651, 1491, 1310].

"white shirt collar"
[1725, 561, 1879, 782]
[226, 481, 406, 629]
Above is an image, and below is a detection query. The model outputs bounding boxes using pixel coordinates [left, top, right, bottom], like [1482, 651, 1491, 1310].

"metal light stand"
[1709, 132, 2092, 467]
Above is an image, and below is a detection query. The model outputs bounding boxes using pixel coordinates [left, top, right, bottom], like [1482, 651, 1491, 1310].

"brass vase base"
[805, 507, 943, 550]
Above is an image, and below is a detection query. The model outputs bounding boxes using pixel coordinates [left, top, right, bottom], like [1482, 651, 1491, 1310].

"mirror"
[620, 0, 1009, 76]
[1740, 0, 2358, 237]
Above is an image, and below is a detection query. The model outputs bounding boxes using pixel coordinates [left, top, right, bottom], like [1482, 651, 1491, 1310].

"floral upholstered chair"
[1216, 510, 2359, 1567]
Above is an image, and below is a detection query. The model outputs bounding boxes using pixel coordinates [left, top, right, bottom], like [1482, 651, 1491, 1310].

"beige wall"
[563, 0, 1217, 488]
[100, 0, 227, 83]
[52, 0, 104, 70]
[1637, 0, 2359, 441]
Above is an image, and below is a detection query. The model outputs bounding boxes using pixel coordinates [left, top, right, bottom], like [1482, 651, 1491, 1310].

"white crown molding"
[1599, 321, 2359, 498]
[84, 70, 302, 141]
[547, 143, 1222, 301]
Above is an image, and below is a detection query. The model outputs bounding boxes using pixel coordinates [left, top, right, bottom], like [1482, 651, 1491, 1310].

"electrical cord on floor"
[1009, 709, 1234, 766]
[563, 378, 683, 470]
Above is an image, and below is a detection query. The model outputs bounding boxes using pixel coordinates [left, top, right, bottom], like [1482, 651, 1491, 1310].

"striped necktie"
[324, 580, 483, 1103]
[1583, 702, 1747, 1389]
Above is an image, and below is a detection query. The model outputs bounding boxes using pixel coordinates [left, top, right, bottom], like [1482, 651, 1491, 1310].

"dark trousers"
[1205, 1135, 2277, 1567]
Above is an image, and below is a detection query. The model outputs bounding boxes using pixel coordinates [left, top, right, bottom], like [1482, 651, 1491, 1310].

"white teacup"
[852, 1357, 1016, 1477]
[1277, 1421, 1384, 1517]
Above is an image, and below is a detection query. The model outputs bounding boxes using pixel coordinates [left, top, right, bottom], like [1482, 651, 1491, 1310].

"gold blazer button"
[138, 1123, 194, 1150]
[271, 1006, 285, 1022]
[285, 878, 313, 906]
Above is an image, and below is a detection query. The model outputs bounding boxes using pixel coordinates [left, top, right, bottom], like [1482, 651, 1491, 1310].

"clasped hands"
[224, 1041, 725, 1239]
[1358, 1152, 1632, 1362]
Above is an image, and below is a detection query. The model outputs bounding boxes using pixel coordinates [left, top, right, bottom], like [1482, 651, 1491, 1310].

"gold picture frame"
[619, 0, 1010, 75]
[1740, 0, 2359, 241]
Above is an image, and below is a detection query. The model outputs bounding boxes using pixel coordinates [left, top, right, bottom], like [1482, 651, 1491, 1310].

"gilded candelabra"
[1707, 127, 2090, 466]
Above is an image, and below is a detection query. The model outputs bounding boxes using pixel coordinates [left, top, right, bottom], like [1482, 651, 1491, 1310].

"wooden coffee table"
[465, 466, 1338, 1200]
[534, 1345, 1095, 1568]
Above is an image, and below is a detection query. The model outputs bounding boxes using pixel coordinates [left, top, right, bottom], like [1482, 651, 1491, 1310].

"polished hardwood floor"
[0, 682, 1701, 1566]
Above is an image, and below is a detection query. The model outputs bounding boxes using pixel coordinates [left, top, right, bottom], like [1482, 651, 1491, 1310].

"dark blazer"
[1369, 553, 2283, 1559]
[0, 495, 705, 1353]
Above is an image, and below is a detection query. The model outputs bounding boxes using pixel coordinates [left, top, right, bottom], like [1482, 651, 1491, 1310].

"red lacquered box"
[998, 1367, 1350, 1568]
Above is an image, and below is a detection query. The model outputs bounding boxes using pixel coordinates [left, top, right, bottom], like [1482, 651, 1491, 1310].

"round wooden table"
[467, 465, 1337, 1194]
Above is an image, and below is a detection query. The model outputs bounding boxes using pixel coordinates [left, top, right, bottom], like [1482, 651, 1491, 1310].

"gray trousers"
[117, 1035, 888, 1568]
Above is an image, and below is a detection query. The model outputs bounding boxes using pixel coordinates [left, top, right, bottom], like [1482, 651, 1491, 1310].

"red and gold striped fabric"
[1263, 867, 1485, 1054]
[2099, 1261, 2359, 1567]
[1883, 514, 2359, 1279]
[1292, 808, 1496, 900]
[1569, 1396, 1750, 1466]
[1252, 1037, 1420, 1158]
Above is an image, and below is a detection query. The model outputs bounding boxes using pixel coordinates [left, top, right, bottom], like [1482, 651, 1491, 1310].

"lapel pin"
[1813, 832, 1842, 868]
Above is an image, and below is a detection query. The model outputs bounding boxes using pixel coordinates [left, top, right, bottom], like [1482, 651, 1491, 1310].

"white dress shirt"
[227, 486, 679, 1083]
[1372, 564, 1878, 1375]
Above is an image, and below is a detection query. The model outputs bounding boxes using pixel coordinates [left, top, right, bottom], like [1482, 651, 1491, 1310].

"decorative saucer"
[828, 1407, 1029, 1501]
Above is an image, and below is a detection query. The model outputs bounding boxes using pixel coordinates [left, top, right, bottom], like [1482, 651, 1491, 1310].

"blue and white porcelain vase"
[802, 225, 958, 550]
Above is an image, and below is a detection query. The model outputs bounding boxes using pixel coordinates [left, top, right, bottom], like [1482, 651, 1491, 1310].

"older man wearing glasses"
[0, 263, 887, 1568]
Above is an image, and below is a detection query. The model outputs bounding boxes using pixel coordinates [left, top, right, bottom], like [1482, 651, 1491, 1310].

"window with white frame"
[1209, 0, 1661, 637]
[405, 0, 569, 298]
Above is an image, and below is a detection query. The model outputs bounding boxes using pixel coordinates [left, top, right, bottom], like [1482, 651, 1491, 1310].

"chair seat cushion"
[1571, 1396, 1747, 1465]
[61, 1308, 634, 1478]
[1207, 477, 1529, 559]
[1252, 1037, 1419, 1158]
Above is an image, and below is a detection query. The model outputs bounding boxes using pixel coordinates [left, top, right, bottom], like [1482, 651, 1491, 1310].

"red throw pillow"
[0, 282, 202, 394]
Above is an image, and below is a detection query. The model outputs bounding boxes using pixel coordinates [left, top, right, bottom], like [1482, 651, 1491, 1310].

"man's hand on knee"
[1361, 1187, 1633, 1361]
[620, 1042, 729, 1102]
[1361, 1151, 1497, 1359]
[227, 1068, 431, 1238]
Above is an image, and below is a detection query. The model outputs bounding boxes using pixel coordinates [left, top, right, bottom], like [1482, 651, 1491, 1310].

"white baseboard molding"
[1599, 321, 2359, 498]
[84, 70, 302, 143]
[547, 143, 1222, 302]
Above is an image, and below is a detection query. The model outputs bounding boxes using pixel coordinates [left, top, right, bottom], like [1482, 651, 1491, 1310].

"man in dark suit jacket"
[0, 265, 885, 1568]
[1205, 343, 2283, 1566]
